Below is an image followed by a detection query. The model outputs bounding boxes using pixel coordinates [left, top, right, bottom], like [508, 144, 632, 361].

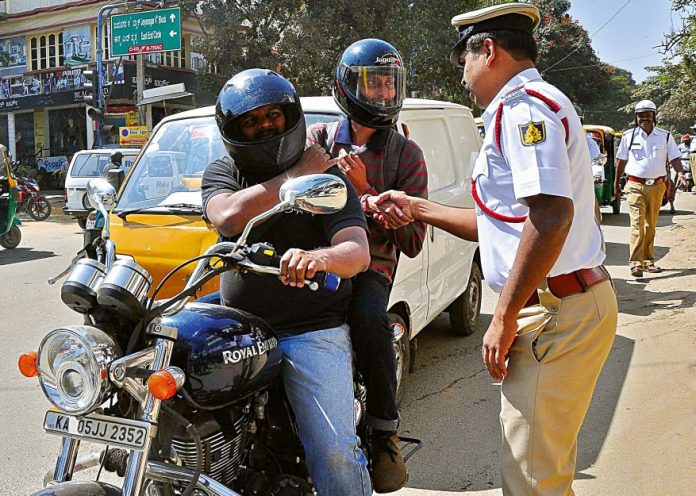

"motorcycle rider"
[307, 38, 428, 493]
[201, 69, 372, 496]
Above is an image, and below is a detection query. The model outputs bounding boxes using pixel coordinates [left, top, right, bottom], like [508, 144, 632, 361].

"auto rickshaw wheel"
[0, 224, 21, 249]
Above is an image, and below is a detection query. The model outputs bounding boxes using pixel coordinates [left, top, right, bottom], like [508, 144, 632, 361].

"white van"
[110, 98, 483, 395]
[63, 148, 140, 227]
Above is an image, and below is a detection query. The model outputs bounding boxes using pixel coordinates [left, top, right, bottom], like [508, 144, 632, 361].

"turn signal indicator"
[147, 367, 184, 400]
[18, 351, 38, 377]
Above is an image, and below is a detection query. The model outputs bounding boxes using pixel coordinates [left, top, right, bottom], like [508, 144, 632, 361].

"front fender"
[31, 481, 121, 496]
[12, 216, 21, 226]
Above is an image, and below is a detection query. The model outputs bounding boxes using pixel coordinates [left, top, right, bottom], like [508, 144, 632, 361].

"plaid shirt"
[307, 118, 428, 281]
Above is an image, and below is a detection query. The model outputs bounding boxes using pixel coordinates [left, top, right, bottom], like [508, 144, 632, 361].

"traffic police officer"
[615, 100, 684, 277]
[367, 3, 618, 494]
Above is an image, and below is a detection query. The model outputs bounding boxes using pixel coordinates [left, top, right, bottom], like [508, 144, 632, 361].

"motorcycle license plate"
[43, 410, 150, 450]
[85, 217, 97, 229]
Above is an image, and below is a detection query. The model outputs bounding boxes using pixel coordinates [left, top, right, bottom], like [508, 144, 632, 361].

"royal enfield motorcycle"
[20, 174, 419, 496]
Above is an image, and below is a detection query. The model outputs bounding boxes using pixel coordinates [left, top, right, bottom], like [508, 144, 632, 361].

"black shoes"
[371, 433, 408, 493]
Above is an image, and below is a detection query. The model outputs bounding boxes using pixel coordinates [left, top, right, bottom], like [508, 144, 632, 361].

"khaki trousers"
[500, 280, 617, 496]
[625, 181, 665, 267]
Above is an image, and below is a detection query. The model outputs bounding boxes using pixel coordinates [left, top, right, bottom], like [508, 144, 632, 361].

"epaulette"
[502, 85, 526, 105]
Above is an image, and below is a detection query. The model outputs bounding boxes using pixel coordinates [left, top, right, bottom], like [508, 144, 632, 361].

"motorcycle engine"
[171, 407, 250, 486]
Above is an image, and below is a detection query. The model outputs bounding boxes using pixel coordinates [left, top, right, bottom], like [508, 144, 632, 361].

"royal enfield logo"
[222, 337, 278, 364]
[376, 56, 401, 66]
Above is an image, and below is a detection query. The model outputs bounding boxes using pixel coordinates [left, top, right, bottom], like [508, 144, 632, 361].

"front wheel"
[31, 481, 121, 495]
[28, 197, 51, 221]
[0, 225, 21, 249]
[389, 313, 410, 406]
[449, 260, 483, 336]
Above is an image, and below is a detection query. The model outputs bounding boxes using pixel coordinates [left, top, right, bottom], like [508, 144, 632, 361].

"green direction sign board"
[110, 7, 181, 56]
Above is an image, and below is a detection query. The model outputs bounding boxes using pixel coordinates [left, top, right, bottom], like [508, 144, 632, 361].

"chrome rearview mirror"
[234, 174, 347, 252]
[279, 174, 348, 214]
[86, 178, 117, 212]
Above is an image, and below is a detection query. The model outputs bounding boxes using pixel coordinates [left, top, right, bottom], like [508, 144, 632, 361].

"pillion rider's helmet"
[333, 38, 407, 129]
[215, 69, 306, 181]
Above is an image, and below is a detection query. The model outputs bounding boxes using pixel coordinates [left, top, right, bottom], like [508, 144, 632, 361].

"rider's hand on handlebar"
[279, 248, 329, 288]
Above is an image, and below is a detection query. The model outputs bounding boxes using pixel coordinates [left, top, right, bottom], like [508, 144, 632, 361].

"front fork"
[48, 321, 177, 496]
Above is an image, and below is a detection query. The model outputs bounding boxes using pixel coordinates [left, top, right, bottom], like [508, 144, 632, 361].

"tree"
[630, 0, 696, 132]
[183, 0, 486, 103]
[531, 0, 611, 105]
[584, 67, 636, 131]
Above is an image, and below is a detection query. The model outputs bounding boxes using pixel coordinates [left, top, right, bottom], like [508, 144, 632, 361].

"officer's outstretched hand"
[292, 144, 332, 176]
[482, 315, 517, 381]
[370, 190, 415, 229]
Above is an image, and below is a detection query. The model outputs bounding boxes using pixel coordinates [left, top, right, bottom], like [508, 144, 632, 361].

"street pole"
[137, 54, 145, 126]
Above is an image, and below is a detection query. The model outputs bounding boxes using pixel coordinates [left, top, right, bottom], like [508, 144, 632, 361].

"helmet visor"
[342, 65, 406, 114]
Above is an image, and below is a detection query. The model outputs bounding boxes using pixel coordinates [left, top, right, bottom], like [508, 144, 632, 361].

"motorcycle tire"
[28, 197, 51, 221]
[30, 480, 121, 495]
[0, 225, 21, 249]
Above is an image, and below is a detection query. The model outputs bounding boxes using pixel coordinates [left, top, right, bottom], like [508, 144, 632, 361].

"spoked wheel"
[0, 225, 21, 249]
[389, 313, 410, 405]
[28, 197, 51, 221]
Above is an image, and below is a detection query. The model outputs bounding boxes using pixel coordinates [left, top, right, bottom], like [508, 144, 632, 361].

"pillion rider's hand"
[362, 195, 411, 230]
[371, 190, 415, 228]
[279, 248, 328, 288]
[291, 144, 333, 177]
[337, 151, 371, 195]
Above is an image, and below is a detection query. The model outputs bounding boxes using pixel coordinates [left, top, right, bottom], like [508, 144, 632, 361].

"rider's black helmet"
[110, 151, 123, 164]
[215, 69, 305, 182]
[333, 39, 407, 129]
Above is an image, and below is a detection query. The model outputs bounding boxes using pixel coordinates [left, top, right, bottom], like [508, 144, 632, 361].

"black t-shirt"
[201, 155, 368, 335]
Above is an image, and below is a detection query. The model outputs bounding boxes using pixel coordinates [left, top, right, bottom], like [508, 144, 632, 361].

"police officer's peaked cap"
[449, 3, 541, 68]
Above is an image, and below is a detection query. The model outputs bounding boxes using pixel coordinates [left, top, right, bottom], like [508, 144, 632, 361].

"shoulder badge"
[518, 121, 546, 146]
[503, 86, 526, 104]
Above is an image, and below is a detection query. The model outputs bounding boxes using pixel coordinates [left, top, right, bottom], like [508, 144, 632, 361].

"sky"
[568, 0, 685, 83]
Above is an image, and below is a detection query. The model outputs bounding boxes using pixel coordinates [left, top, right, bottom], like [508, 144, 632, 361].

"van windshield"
[116, 116, 227, 213]
[71, 152, 137, 177]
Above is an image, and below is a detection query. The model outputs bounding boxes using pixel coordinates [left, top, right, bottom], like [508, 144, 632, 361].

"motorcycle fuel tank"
[163, 302, 282, 410]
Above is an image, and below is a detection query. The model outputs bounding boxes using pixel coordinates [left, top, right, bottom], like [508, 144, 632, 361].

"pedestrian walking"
[614, 100, 686, 277]
[366, 4, 618, 494]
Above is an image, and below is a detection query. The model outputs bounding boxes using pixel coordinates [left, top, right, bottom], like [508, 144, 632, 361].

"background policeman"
[368, 3, 618, 494]
[615, 100, 685, 277]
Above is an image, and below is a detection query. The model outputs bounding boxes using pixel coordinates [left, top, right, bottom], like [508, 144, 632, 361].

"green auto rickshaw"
[584, 125, 621, 215]
[0, 144, 22, 249]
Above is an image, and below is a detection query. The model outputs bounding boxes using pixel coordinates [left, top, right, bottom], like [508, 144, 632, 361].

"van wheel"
[389, 313, 410, 405]
[449, 261, 482, 336]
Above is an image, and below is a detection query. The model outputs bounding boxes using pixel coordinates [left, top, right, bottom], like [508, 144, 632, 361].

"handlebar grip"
[308, 271, 342, 292]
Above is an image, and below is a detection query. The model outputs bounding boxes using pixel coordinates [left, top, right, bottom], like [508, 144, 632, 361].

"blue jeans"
[278, 324, 372, 496]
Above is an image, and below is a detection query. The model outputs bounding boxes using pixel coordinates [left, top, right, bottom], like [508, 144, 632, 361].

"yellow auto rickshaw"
[0, 145, 22, 249]
[584, 124, 621, 215]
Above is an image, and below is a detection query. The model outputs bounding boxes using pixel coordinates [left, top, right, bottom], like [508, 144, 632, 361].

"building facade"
[0, 0, 206, 176]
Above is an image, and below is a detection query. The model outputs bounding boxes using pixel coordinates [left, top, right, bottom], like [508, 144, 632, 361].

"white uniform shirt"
[586, 134, 602, 162]
[616, 127, 681, 179]
[474, 68, 605, 293]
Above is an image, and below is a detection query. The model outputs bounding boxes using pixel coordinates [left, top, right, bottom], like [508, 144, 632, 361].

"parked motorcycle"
[16, 176, 52, 221]
[22, 174, 419, 496]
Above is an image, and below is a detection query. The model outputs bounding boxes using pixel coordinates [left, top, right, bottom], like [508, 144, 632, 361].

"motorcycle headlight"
[37, 326, 121, 415]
